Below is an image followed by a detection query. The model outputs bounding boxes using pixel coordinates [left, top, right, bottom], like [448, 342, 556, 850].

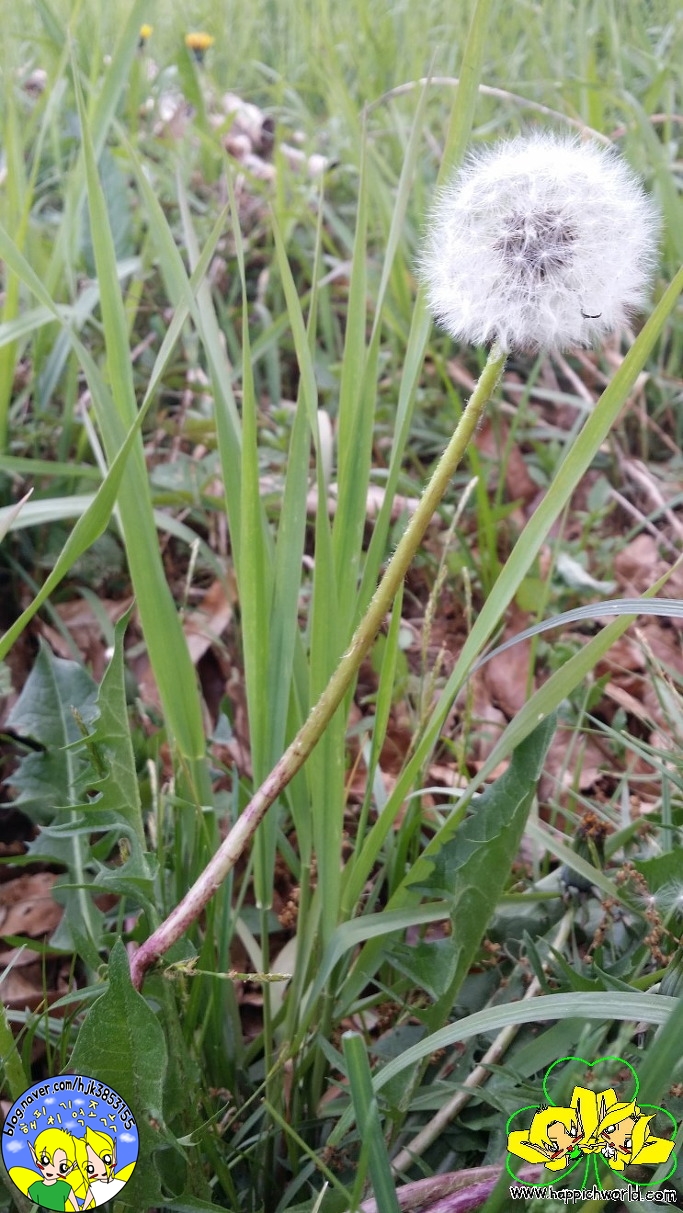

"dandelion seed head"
[420, 131, 660, 352]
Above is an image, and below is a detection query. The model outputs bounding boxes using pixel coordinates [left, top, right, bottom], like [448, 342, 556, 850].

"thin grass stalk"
[343, 1032, 402, 1213]
[73, 69, 210, 798]
[0, 73, 27, 453]
[38, 0, 147, 308]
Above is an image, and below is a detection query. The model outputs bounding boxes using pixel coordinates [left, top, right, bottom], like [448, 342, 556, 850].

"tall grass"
[1, 0, 683, 1210]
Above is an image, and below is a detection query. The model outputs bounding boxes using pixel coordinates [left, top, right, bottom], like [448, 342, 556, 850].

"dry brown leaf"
[595, 634, 645, 678]
[614, 533, 661, 592]
[0, 962, 48, 1008]
[468, 672, 507, 766]
[45, 597, 133, 678]
[184, 579, 234, 666]
[602, 680, 654, 726]
[0, 872, 63, 937]
[638, 619, 683, 677]
[474, 417, 538, 506]
[541, 727, 611, 798]
[481, 609, 535, 719]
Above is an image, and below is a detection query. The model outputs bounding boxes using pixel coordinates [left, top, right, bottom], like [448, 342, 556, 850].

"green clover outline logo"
[505, 1055, 677, 1191]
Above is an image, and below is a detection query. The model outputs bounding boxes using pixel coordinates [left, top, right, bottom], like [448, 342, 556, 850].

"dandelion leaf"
[72, 608, 145, 842]
[392, 716, 556, 1010]
[5, 643, 97, 821]
[70, 940, 167, 1210]
[389, 935, 459, 1002]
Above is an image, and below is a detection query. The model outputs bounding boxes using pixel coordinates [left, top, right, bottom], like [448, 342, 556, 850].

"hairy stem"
[130, 341, 506, 990]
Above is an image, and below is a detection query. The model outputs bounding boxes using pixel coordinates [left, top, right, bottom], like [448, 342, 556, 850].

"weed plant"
[1, 1, 683, 1212]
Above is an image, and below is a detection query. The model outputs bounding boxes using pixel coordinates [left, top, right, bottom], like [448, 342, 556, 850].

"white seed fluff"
[420, 132, 660, 352]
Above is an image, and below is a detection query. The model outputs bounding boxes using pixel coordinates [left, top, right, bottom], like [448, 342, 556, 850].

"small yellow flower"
[139, 23, 153, 39]
[185, 31, 215, 54]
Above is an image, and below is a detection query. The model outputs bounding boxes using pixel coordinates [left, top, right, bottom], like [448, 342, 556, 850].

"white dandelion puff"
[650, 879, 683, 919]
[420, 131, 660, 353]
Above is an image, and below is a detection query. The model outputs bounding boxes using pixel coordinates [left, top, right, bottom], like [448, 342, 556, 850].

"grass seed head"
[420, 131, 660, 352]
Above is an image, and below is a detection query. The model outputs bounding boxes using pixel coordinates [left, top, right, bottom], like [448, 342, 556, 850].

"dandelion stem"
[130, 340, 507, 990]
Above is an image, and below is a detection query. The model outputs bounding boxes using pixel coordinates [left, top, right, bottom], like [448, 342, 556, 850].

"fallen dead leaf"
[481, 608, 535, 719]
[475, 417, 538, 508]
[43, 597, 133, 678]
[0, 871, 63, 936]
[184, 579, 234, 666]
[614, 533, 661, 593]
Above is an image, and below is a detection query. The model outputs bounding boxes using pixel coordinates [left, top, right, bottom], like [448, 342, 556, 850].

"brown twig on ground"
[358, 1164, 543, 1213]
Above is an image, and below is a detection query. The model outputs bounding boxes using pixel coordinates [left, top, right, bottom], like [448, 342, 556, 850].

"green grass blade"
[272, 213, 345, 940]
[227, 170, 274, 906]
[267, 204, 326, 771]
[175, 174, 244, 560]
[0, 208, 225, 660]
[355, 19, 491, 611]
[371, 993, 678, 1094]
[333, 133, 372, 628]
[439, 0, 496, 182]
[87, 0, 152, 162]
[73, 65, 207, 770]
[342, 1032, 401, 1213]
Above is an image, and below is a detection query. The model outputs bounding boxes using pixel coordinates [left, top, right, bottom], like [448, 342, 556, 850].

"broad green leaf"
[74, 609, 145, 848]
[27, 814, 157, 914]
[388, 936, 460, 1002]
[5, 644, 97, 819]
[70, 940, 167, 1210]
[387, 715, 557, 1018]
[634, 852, 683, 894]
[4, 645, 108, 962]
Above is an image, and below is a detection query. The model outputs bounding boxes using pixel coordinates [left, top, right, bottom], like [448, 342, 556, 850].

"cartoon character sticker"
[507, 1102, 586, 1170]
[2, 1075, 138, 1209]
[82, 1125, 135, 1205]
[506, 1057, 676, 1194]
[590, 1095, 675, 1172]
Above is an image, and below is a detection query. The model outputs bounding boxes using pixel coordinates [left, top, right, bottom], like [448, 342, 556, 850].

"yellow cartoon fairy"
[588, 1096, 675, 1172]
[567, 1085, 617, 1145]
[80, 1126, 135, 1207]
[507, 1085, 623, 1172]
[507, 1103, 587, 1170]
[506, 1057, 678, 1193]
[9, 1127, 85, 1212]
